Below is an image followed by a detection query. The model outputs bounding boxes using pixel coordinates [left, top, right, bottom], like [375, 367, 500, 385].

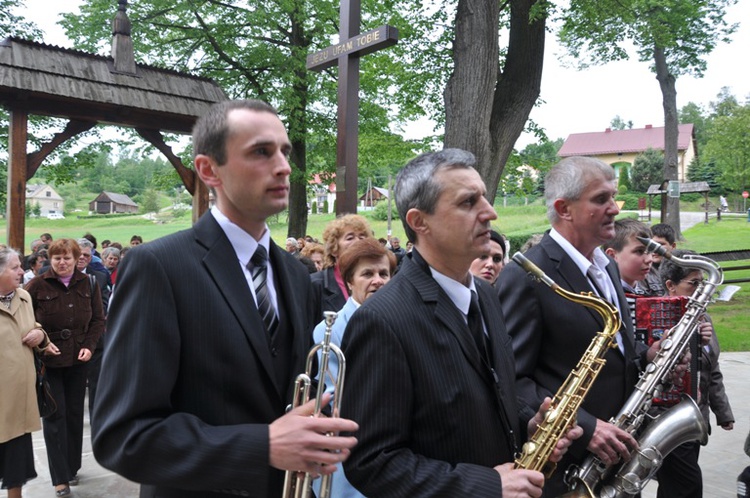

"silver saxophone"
[563, 238, 721, 498]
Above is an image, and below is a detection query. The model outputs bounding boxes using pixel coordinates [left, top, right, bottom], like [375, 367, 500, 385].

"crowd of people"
[0, 234, 143, 497]
[0, 98, 739, 498]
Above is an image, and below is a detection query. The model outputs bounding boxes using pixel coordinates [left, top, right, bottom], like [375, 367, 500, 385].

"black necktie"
[468, 291, 489, 363]
[248, 246, 279, 336]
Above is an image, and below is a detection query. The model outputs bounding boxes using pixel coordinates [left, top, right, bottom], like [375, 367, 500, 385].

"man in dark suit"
[92, 100, 358, 497]
[497, 156, 662, 496]
[341, 149, 580, 497]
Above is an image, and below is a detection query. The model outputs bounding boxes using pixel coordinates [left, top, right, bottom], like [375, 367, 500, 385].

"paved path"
[23, 352, 750, 497]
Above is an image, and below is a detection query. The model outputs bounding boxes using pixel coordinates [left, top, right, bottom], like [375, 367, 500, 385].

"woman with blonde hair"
[310, 214, 373, 320]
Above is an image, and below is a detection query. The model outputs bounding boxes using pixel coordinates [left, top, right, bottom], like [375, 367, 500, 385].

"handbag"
[34, 353, 57, 418]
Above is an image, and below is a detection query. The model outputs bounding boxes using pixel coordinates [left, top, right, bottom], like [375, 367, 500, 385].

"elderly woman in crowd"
[469, 229, 507, 286]
[312, 237, 396, 498]
[0, 247, 59, 498]
[310, 214, 373, 320]
[300, 242, 325, 273]
[653, 249, 734, 498]
[25, 239, 105, 497]
[101, 246, 121, 285]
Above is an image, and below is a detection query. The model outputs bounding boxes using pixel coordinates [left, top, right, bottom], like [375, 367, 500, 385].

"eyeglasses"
[80, 254, 92, 259]
[680, 279, 703, 288]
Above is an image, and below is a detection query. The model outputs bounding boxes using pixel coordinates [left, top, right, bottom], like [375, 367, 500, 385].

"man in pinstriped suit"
[341, 149, 581, 497]
[91, 100, 358, 497]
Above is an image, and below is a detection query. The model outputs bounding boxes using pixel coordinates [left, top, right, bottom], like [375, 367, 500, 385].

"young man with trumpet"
[91, 100, 358, 497]
[341, 149, 581, 497]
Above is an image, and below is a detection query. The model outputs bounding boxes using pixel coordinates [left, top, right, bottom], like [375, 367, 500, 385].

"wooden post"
[7, 110, 29, 251]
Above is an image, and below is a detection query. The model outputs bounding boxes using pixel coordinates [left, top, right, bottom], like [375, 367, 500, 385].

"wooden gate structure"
[0, 0, 226, 250]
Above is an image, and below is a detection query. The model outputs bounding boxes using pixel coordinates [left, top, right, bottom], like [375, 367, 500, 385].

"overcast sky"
[18, 0, 750, 150]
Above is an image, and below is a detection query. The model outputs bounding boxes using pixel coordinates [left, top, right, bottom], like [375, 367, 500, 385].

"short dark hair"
[650, 223, 676, 245]
[489, 230, 506, 259]
[659, 249, 696, 286]
[338, 238, 396, 286]
[603, 218, 651, 252]
[131, 235, 143, 244]
[192, 100, 278, 164]
[83, 232, 97, 248]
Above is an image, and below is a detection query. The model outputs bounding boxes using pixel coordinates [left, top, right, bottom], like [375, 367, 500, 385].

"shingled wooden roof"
[0, 36, 226, 133]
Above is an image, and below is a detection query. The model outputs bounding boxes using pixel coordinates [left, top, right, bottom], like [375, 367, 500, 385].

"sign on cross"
[307, 0, 398, 215]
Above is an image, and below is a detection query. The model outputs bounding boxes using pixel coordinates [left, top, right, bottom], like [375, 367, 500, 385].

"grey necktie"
[248, 246, 279, 336]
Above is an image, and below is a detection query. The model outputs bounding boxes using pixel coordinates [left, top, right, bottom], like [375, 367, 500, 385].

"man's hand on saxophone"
[269, 392, 359, 477]
[527, 397, 585, 464]
[587, 420, 638, 466]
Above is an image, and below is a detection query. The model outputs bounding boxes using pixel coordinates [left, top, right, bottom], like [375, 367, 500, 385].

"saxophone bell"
[282, 311, 346, 498]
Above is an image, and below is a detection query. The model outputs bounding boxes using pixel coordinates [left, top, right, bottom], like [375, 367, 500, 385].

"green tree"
[631, 148, 664, 193]
[558, 0, 737, 238]
[679, 102, 711, 151]
[32, 202, 42, 217]
[139, 188, 160, 214]
[610, 115, 633, 130]
[702, 103, 750, 192]
[61, 0, 435, 238]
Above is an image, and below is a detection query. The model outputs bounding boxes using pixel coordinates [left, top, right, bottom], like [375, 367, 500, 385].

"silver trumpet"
[282, 311, 346, 498]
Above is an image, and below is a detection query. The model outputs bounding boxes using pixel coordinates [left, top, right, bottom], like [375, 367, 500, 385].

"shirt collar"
[549, 227, 610, 276]
[211, 206, 271, 268]
[429, 266, 477, 316]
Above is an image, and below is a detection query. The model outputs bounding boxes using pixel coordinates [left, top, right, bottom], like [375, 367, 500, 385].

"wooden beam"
[136, 128, 196, 194]
[27, 120, 97, 179]
[135, 128, 208, 219]
[7, 110, 28, 251]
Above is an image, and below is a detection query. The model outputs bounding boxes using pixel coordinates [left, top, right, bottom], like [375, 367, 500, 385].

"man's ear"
[405, 208, 428, 237]
[604, 247, 617, 259]
[195, 155, 221, 188]
[553, 198, 571, 221]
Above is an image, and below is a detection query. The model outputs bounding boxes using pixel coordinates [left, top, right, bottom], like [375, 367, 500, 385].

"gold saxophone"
[512, 253, 621, 478]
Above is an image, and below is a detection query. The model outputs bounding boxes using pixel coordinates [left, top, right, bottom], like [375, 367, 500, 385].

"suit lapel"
[193, 215, 277, 387]
[541, 235, 608, 329]
[404, 252, 492, 380]
[476, 279, 520, 446]
[268, 241, 310, 379]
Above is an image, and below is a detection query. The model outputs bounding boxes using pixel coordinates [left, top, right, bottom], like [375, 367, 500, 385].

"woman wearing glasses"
[654, 249, 734, 498]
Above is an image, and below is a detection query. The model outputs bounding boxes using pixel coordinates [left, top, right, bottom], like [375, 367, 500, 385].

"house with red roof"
[558, 124, 697, 182]
[309, 173, 336, 213]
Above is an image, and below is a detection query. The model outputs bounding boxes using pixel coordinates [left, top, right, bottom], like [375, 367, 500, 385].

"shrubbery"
[371, 200, 399, 221]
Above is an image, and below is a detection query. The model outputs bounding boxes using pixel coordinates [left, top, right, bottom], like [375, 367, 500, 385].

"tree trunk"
[287, 13, 310, 239]
[654, 45, 683, 240]
[444, 0, 546, 203]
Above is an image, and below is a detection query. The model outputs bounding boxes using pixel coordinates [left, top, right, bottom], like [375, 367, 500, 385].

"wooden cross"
[307, 0, 398, 215]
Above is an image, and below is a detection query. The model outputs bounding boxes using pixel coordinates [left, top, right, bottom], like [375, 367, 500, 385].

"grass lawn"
[6, 204, 748, 350]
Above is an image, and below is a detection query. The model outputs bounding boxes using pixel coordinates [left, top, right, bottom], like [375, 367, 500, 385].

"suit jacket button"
[271, 347, 278, 357]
